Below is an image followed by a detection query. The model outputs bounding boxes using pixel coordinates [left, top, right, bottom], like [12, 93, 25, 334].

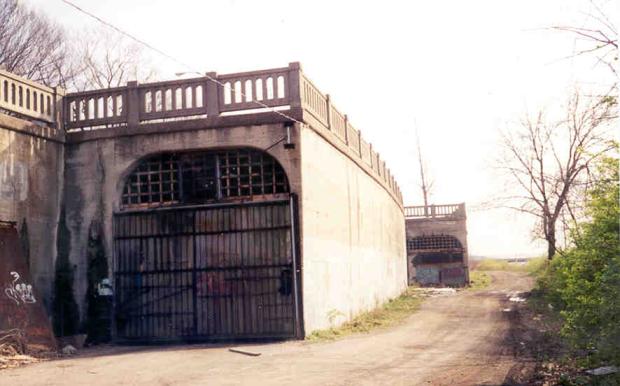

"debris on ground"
[0, 354, 40, 369]
[0, 328, 26, 356]
[62, 345, 78, 356]
[585, 366, 619, 376]
[507, 291, 527, 302]
[58, 334, 87, 350]
[412, 288, 457, 297]
[228, 348, 261, 357]
[0, 329, 57, 370]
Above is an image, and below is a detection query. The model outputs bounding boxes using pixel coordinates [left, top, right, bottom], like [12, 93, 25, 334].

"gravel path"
[2, 271, 533, 386]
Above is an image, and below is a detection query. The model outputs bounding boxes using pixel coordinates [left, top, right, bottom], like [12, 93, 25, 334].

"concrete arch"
[117, 147, 291, 210]
[103, 123, 302, 213]
[62, 123, 302, 324]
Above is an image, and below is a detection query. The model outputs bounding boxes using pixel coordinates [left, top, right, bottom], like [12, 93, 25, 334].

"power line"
[59, 0, 302, 124]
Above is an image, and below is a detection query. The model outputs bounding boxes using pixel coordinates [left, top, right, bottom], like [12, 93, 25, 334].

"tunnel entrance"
[112, 149, 301, 342]
[408, 234, 466, 286]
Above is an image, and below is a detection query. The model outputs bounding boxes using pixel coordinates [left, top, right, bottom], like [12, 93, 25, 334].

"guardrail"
[0, 69, 62, 124]
[404, 203, 466, 219]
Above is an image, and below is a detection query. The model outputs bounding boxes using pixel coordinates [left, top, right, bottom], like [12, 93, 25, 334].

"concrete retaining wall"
[0, 115, 64, 311]
[299, 125, 407, 333]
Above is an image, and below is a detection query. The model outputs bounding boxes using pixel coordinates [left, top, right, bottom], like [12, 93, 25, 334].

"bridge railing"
[64, 86, 127, 129]
[298, 69, 402, 203]
[404, 203, 466, 219]
[0, 63, 402, 204]
[64, 64, 299, 131]
[0, 69, 62, 124]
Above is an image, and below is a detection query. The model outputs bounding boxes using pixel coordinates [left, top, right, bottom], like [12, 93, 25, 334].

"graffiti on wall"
[416, 267, 440, 285]
[4, 271, 36, 305]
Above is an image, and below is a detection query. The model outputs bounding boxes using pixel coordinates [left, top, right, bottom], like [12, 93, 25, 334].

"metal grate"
[407, 235, 462, 251]
[413, 253, 464, 265]
[113, 199, 301, 341]
[121, 149, 289, 209]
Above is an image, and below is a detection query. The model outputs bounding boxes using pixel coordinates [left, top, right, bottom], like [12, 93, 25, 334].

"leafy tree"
[539, 150, 619, 365]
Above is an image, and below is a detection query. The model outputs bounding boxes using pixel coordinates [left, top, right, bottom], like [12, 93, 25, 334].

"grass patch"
[469, 271, 492, 290]
[475, 257, 546, 275]
[306, 287, 423, 342]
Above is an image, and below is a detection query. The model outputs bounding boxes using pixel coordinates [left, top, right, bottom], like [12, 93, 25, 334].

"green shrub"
[469, 271, 491, 290]
[307, 287, 423, 342]
[534, 155, 620, 366]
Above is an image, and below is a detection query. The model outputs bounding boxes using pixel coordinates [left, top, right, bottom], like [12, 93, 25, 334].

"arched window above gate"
[407, 235, 462, 252]
[121, 148, 289, 209]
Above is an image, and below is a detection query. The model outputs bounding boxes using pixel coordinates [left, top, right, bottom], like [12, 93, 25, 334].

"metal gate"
[112, 198, 301, 342]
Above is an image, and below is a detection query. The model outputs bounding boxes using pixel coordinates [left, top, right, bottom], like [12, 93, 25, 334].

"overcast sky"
[25, 0, 616, 258]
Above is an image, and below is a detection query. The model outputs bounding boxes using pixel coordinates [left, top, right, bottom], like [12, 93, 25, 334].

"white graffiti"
[4, 271, 36, 305]
[97, 278, 113, 296]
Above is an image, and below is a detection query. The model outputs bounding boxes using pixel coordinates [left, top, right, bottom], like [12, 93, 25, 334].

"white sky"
[25, 0, 617, 258]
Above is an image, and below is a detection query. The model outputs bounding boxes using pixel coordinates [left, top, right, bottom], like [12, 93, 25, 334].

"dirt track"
[2, 271, 534, 386]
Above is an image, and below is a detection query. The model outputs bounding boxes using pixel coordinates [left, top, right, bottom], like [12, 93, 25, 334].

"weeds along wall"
[299, 124, 407, 333]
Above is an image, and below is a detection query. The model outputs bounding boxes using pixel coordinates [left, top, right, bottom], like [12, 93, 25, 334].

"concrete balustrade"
[58, 62, 402, 205]
[0, 69, 62, 125]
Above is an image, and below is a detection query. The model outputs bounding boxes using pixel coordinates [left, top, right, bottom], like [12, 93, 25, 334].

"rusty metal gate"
[112, 198, 301, 342]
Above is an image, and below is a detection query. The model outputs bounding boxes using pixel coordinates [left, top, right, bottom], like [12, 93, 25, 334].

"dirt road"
[2, 271, 534, 386]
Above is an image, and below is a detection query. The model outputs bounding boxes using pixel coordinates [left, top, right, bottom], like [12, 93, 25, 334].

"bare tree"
[499, 91, 616, 259]
[551, 0, 618, 76]
[0, 0, 76, 87]
[415, 127, 434, 209]
[0, 1, 157, 91]
[71, 29, 158, 91]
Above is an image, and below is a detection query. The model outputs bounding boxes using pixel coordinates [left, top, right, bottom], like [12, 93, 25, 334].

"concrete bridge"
[0, 63, 405, 341]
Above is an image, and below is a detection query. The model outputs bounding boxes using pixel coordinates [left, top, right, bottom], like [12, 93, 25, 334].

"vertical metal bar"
[112, 216, 119, 341]
[128, 216, 133, 338]
[138, 214, 145, 338]
[237, 206, 246, 335]
[192, 210, 198, 337]
[198, 209, 204, 336]
[216, 208, 223, 336]
[158, 217, 164, 339]
[184, 224, 189, 337]
[262, 205, 272, 334]
[128, 215, 134, 339]
[289, 195, 303, 338]
[269, 204, 277, 332]
[215, 153, 222, 200]
[255, 206, 261, 335]
[226, 206, 233, 335]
